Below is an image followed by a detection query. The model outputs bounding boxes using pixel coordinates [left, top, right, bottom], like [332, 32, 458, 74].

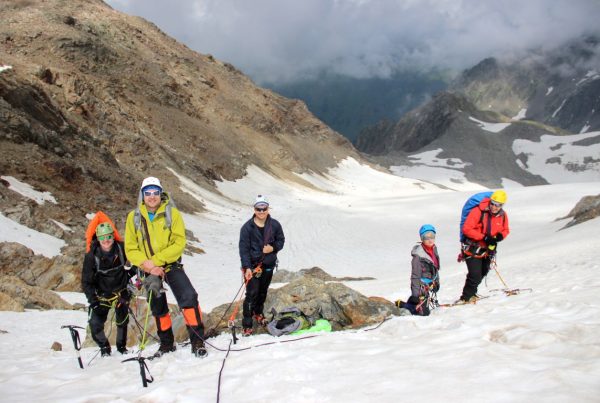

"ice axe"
[61, 325, 85, 369]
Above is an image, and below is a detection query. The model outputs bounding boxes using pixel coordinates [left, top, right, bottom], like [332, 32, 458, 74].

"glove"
[143, 274, 163, 297]
[495, 233, 504, 242]
[484, 235, 497, 247]
[433, 282, 440, 293]
[407, 296, 421, 305]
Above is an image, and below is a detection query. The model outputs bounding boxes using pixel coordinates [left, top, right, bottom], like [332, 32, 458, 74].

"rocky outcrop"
[0, 276, 72, 311]
[206, 276, 403, 338]
[0, 243, 80, 291]
[559, 194, 600, 229]
[87, 275, 403, 348]
[272, 267, 375, 282]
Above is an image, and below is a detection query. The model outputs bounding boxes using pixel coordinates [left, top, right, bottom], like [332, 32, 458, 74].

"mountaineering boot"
[116, 345, 129, 354]
[191, 340, 207, 358]
[153, 342, 176, 358]
[100, 343, 111, 357]
[153, 327, 176, 358]
[454, 295, 479, 305]
[242, 328, 253, 337]
[253, 314, 268, 327]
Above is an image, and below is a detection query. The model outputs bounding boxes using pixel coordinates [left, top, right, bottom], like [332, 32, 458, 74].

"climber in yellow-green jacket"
[125, 176, 207, 358]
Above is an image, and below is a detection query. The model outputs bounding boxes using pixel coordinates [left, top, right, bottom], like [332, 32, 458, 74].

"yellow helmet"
[491, 190, 507, 204]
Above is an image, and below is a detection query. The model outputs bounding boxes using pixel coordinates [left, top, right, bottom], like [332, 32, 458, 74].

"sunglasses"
[254, 207, 268, 212]
[144, 190, 161, 197]
[490, 200, 503, 208]
[422, 234, 436, 241]
[98, 234, 114, 241]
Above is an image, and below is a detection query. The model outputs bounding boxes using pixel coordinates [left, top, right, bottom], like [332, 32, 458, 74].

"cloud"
[106, 0, 600, 83]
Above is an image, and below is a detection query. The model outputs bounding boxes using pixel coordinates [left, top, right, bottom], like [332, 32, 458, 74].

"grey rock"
[559, 194, 600, 229]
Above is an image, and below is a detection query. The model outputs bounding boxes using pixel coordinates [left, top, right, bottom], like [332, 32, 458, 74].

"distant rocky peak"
[458, 57, 500, 84]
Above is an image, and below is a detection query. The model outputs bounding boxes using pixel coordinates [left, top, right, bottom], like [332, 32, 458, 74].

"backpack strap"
[134, 199, 174, 233]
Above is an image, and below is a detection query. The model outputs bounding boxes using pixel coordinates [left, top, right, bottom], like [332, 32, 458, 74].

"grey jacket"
[410, 243, 440, 298]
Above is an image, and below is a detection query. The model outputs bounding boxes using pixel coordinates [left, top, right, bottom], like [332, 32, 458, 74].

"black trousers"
[89, 293, 129, 348]
[461, 256, 491, 300]
[150, 267, 204, 343]
[242, 268, 274, 328]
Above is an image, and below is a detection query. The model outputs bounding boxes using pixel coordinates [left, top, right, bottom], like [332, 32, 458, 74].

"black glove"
[407, 296, 421, 305]
[484, 235, 497, 246]
[495, 233, 504, 242]
[433, 282, 440, 293]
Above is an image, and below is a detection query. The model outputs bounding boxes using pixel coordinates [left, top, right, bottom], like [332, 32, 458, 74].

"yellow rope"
[491, 258, 510, 289]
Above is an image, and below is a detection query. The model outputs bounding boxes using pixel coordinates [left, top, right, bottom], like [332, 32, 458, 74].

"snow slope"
[0, 158, 599, 402]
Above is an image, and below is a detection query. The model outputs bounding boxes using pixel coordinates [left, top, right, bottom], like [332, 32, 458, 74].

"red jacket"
[462, 198, 510, 247]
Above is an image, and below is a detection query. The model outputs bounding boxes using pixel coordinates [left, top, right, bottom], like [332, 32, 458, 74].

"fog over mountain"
[106, 0, 600, 84]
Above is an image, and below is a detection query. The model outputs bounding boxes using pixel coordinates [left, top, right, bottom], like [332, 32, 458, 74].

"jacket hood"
[411, 243, 438, 264]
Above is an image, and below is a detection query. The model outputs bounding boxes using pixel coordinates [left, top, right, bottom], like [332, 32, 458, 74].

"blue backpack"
[459, 191, 492, 242]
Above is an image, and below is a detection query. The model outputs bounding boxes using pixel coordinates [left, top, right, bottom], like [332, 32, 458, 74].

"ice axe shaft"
[61, 325, 85, 369]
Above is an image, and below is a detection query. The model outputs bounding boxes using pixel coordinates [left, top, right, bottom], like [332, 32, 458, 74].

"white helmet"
[254, 194, 269, 207]
[141, 176, 162, 190]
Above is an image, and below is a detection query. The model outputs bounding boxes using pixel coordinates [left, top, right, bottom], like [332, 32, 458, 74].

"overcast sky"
[105, 0, 600, 84]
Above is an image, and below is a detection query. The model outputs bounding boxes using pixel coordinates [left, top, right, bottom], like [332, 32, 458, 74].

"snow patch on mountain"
[469, 116, 511, 133]
[513, 131, 600, 183]
[1, 175, 57, 205]
[511, 108, 527, 120]
[0, 213, 65, 257]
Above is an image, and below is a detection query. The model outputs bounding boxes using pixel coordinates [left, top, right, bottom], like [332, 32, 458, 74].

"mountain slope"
[0, 0, 357, 233]
[453, 36, 600, 134]
[356, 92, 568, 187]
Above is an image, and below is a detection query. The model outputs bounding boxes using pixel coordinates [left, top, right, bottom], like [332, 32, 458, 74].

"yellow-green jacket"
[125, 193, 186, 267]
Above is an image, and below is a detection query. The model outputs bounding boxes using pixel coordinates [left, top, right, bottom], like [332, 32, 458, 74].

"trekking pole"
[61, 325, 85, 369]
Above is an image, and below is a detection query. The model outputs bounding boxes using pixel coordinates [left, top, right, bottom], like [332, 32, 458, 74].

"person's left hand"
[263, 244, 274, 254]
[495, 233, 504, 242]
[141, 260, 155, 271]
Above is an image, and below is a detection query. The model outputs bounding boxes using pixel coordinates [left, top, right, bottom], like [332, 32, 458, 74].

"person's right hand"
[484, 235, 497, 246]
[244, 268, 253, 281]
[149, 266, 165, 278]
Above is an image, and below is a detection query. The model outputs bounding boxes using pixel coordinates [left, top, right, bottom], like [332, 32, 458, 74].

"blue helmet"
[419, 224, 436, 237]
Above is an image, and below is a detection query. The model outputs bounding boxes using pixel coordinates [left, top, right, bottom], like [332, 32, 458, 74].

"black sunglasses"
[254, 207, 268, 212]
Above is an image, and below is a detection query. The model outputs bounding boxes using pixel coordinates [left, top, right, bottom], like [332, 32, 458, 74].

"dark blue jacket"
[239, 215, 285, 270]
